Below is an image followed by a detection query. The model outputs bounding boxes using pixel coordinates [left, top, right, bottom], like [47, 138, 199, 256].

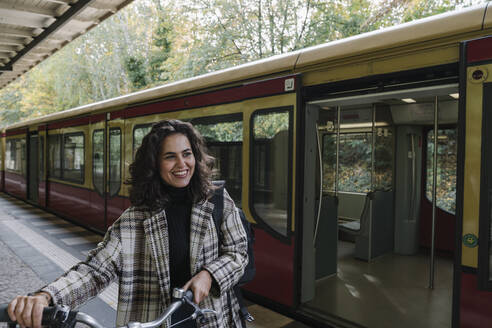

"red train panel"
[419, 197, 455, 253]
[38, 180, 47, 207]
[243, 229, 295, 307]
[106, 195, 127, 227]
[4, 171, 26, 199]
[47, 181, 104, 231]
[460, 272, 492, 328]
[88, 191, 105, 232]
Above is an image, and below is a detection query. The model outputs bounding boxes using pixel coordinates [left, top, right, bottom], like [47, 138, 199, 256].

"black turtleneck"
[164, 185, 196, 328]
[165, 185, 192, 288]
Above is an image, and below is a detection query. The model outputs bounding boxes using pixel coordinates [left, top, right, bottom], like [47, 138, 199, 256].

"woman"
[7, 119, 248, 328]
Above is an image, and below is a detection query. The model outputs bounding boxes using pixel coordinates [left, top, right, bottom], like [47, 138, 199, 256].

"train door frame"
[300, 103, 340, 305]
[299, 73, 462, 327]
[37, 125, 48, 207]
[457, 35, 492, 328]
[27, 130, 39, 203]
[105, 114, 124, 228]
[89, 115, 107, 232]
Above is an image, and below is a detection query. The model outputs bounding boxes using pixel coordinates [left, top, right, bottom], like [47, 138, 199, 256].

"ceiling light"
[449, 93, 459, 99]
[401, 98, 416, 103]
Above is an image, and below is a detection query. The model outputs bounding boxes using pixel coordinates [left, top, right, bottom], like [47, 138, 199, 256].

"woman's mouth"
[173, 170, 188, 178]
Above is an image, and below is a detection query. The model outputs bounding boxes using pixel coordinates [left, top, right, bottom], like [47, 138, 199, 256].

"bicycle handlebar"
[0, 288, 216, 328]
[0, 304, 64, 326]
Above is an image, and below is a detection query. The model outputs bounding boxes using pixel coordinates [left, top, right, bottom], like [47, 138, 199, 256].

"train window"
[341, 133, 372, 193]
[192, 114, 243, 206]
[6, 138, 27, 176]
[5, 139, 16, 172]
[93, 130, 104, 194]
[251, 109, 291, 237]
[21, 138, 26, 177]
[5, 140, 14, 171]
[133, 125, 152, 158]
[426, 129, 457, 214]
[374, 127, 394, 190]
[321, 109, 393, 193]
[322, 134, 336, 191]
[63, 133, 85, 184]
[109, 128, 121, 196]
[48, 134, 62, 178]
[322, 133, 372, 193]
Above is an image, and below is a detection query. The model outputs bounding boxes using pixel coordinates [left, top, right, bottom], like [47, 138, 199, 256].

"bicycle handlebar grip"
[0, 304, 14, 323]
[41, 306, 60, 326]
[0, 304, 64, 327]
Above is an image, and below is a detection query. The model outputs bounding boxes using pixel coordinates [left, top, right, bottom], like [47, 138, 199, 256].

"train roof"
[4, 3, 492, 132]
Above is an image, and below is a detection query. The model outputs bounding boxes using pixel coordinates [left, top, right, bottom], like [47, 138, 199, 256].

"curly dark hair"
[126, 119, 214, 210]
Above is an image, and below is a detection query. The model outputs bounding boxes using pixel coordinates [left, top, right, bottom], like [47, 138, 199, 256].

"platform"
[0, 192, 309, 328]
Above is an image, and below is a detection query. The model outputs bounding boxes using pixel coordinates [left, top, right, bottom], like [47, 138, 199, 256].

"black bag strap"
[211, 181, 225, 240]
[234, 286, 254, 323]
[210, 181, 255, 326]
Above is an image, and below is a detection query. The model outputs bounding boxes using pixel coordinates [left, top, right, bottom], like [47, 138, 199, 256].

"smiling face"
[159, 133, 196, 188]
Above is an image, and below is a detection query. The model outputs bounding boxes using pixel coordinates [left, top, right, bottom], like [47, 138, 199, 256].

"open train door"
[456, 36, 492, 327]
[240, 75, 300, 310]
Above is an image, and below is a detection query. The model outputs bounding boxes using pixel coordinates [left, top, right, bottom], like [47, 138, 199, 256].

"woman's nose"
[176, 155, 186, 166]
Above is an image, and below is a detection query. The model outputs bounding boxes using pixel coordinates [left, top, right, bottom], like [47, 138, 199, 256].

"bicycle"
[0, 288, 217, 328]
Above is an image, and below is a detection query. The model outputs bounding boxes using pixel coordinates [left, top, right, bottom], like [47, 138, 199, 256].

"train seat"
[337, 192, 369, 234]
[337, 191, 393, 261]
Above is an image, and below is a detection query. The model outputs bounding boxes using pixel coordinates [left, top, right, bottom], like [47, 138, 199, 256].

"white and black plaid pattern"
[41, 188, 248, 328]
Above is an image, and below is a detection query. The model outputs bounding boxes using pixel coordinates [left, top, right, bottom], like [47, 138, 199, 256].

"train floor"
[304, 240, 453, 328]
[0, 192, 307, 328]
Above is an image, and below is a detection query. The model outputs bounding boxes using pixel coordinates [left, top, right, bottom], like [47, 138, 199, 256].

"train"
[2, 4, 492, 328]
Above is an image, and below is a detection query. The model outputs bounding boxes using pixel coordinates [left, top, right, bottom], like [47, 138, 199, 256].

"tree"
[0, 0, 489, 125]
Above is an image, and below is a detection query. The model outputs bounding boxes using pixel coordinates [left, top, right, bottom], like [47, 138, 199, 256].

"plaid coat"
[41, 189, 248, 328]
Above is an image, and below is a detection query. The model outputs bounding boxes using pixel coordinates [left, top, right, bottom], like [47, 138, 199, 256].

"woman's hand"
[183, 270, 212, 304]
[7, 293, 51, 328]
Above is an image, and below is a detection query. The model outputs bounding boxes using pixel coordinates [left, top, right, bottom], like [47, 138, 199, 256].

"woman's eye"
[184, 152, 193, 157]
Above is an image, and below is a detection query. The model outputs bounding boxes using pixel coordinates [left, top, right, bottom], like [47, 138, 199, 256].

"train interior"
[301, 84, 458, 328]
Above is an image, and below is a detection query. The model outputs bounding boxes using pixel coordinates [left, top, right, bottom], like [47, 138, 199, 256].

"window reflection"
[133, 125, 151, 159]
[48, 135, 62, 178]
[193, 116, 243, 206]
[93, 130, 104, 194]
[252, 110, 290, 237]
[63, 133, 84, 183]
[5, 138, 26, 175]
[109, 128, 121, 196]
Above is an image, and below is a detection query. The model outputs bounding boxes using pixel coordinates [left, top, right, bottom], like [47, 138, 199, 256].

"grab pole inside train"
[335, 106, 341, 196]
[429, 96, 439, 289]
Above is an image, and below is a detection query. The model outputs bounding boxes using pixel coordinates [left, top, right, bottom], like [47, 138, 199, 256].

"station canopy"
[0, 0, 135, 90]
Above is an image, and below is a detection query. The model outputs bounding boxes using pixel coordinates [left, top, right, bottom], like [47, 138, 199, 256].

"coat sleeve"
[39, 216, 123, 309]
[203, 189, 248, 295]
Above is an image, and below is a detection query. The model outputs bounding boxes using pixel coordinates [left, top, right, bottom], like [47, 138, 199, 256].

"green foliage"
[0, 79, 26, 128]
[426, 129, 457, 214]
[195, 122, 243, 142]
[322, 129, 394, 193]
[147, 16, 172, 84]
[0, 0, 489, 124]
[253, 112, 289, 139]
[125, 57, 148, 89]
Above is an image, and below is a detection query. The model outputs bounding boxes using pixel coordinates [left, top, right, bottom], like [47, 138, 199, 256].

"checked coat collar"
[143, 199, 214, 305]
